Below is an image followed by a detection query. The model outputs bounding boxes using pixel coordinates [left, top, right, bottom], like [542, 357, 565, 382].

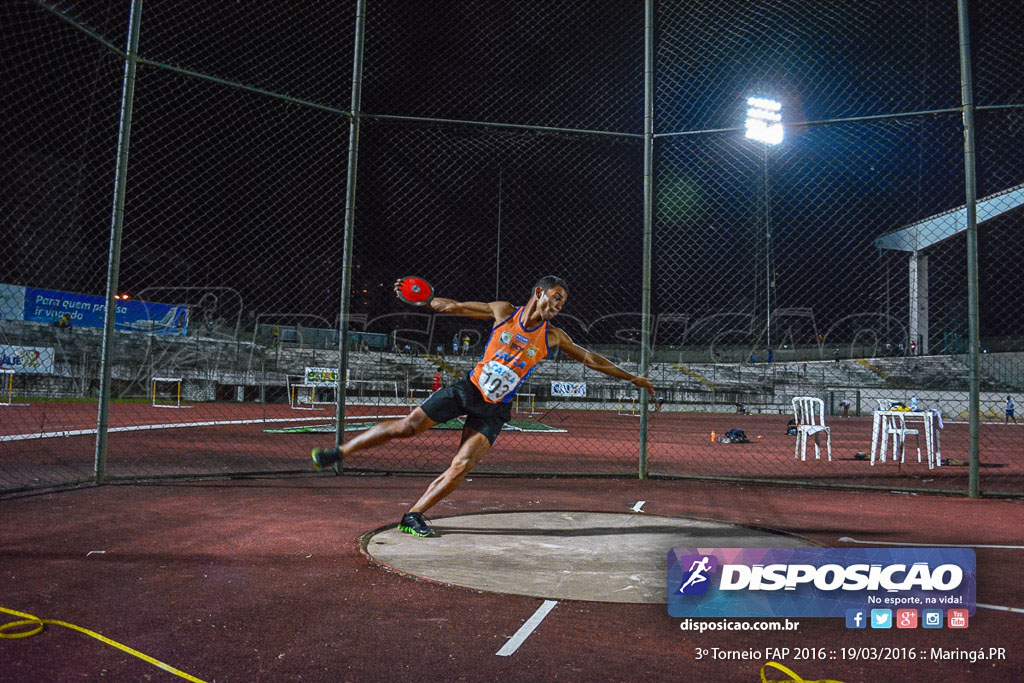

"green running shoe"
[311, 446, 342, 472]
[397, 512, 435, 537]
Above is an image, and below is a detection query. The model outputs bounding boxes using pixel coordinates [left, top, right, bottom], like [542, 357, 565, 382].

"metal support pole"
[335, 0, 367, 456]
[763, 144, 772, 352]
[957, 0, 981, 497]
[94, 0, 143, 484]
[638, 0, 654, 478]
[495, 166, 503, 300]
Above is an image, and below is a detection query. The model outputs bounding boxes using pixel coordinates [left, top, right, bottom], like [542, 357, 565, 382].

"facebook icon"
[845, 609, 867, 629]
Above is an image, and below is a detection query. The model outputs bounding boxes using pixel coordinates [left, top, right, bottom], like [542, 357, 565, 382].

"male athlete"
[312, 275, 656, 537]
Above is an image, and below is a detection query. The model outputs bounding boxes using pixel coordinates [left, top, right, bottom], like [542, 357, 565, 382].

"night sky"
[4, 0, 1024, 350]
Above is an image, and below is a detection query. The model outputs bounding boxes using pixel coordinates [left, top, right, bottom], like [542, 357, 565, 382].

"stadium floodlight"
[745, 96, 783, 145]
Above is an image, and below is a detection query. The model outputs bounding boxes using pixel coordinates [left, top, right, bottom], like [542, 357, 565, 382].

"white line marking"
[977, 603, 1024, 615]
[496, 600, 557, 657]
[839, 536, 1024, 550]
[0, 414, 407, 442]
[86, 550, 105, 557]
[631, 501, 646, 513]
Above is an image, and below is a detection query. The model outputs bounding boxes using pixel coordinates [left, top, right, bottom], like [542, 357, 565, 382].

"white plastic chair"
[880, 412, 921, 465]
[791, 397, 831, 461]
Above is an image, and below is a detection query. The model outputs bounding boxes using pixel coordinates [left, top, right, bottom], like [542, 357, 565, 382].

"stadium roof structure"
[874, 181, 1024, 252]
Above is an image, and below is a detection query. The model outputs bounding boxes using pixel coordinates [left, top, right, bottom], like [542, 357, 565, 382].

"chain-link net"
[3, 0, 1023, 496]
[971, 0, 1024, 495]
[347, 120, 643, 474]
[651, 0, 1023, 495]
[362, 0, 644, 132]
[2, 0, 356, 489]
[2, 1, 126, 491]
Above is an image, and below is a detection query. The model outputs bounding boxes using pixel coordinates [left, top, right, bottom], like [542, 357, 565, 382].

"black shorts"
[419, 378, 512, 445]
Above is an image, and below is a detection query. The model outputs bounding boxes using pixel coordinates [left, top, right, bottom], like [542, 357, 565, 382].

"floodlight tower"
[745, 96, 783, 355]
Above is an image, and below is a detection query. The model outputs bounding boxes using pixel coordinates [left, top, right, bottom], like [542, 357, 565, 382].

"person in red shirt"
[431, 369, 442, 392]
[312, 275, 656, 537]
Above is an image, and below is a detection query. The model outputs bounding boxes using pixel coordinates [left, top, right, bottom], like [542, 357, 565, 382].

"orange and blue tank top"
[469, 307, 549, 404]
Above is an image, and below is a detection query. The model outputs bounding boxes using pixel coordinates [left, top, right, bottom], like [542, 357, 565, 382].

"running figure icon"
[678, 556, 713, 593]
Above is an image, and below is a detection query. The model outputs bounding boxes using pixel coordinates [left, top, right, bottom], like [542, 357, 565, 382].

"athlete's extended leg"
[411, 426, 491, 515]
[342, 407, 436, 456]
[398, 427, 491, 537]
[312, 407, 436, 470]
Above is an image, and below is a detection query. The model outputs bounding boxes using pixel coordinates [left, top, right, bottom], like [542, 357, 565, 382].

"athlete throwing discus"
[312, 275, 656, 537]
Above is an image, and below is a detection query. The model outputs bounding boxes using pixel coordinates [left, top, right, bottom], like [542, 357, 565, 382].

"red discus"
[396, 275, 434, 306]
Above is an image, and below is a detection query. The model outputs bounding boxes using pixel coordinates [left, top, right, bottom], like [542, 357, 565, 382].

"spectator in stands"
[833, 347, 840, 364]
[749, 352, 756, 365]
[802, 362, 808, 376]
[452, 334, 459, 355]
[1006, 396, 1017, 425]
[432, 369, 442, 392]
[311, 275, 655, 538]
[462, 335, 471, 356]
[767, 347, 774, 363]
[55, 313, 72, 330]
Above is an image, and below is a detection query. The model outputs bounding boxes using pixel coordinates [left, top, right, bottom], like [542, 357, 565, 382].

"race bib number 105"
[478, 360, 519, 402]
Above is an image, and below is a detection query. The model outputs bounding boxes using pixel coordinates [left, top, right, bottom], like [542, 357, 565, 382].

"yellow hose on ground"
[1, 605, 206, 683]
[761, 660, 845, 683]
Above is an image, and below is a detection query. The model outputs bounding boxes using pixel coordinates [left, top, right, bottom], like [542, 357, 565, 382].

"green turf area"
[264, 421, 376, 434]
[507, 418, 567, 432]
[264, 418, 566, 434]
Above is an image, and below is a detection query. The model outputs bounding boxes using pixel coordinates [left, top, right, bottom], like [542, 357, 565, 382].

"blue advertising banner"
[1, 345, 55, 374]
[667, 547, 976, 618]
[22, 287, 189, 336]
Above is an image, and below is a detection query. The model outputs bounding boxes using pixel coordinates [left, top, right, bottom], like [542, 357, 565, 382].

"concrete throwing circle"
[364, 511, 815, 603]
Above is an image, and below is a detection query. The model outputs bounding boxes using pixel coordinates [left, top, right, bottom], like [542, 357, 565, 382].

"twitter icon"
[870, 609, 892, 629]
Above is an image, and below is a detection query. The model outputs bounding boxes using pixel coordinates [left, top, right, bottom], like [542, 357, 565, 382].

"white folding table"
[870, 409, 942, 469]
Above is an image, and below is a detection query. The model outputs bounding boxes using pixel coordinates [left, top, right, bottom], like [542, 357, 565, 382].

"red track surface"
[3, 401, 1022, 493]
[2, 476, 1022, 682]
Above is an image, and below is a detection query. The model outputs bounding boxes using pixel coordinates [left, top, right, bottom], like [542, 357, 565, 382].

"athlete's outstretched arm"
[550, 327, 655, 395]
[429, 297, 514, 322]
[392, 280, 513, 321]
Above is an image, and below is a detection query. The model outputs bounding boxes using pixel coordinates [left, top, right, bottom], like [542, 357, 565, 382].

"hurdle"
[616, 392, 641, 417]
[514, 392, 540, 416]
[408, 388, 433, 407]
[0, 369, 14, 406]
[288, 379, 333, 411]
[347, 379, 402, 417]
[151, 377, 191, 409]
